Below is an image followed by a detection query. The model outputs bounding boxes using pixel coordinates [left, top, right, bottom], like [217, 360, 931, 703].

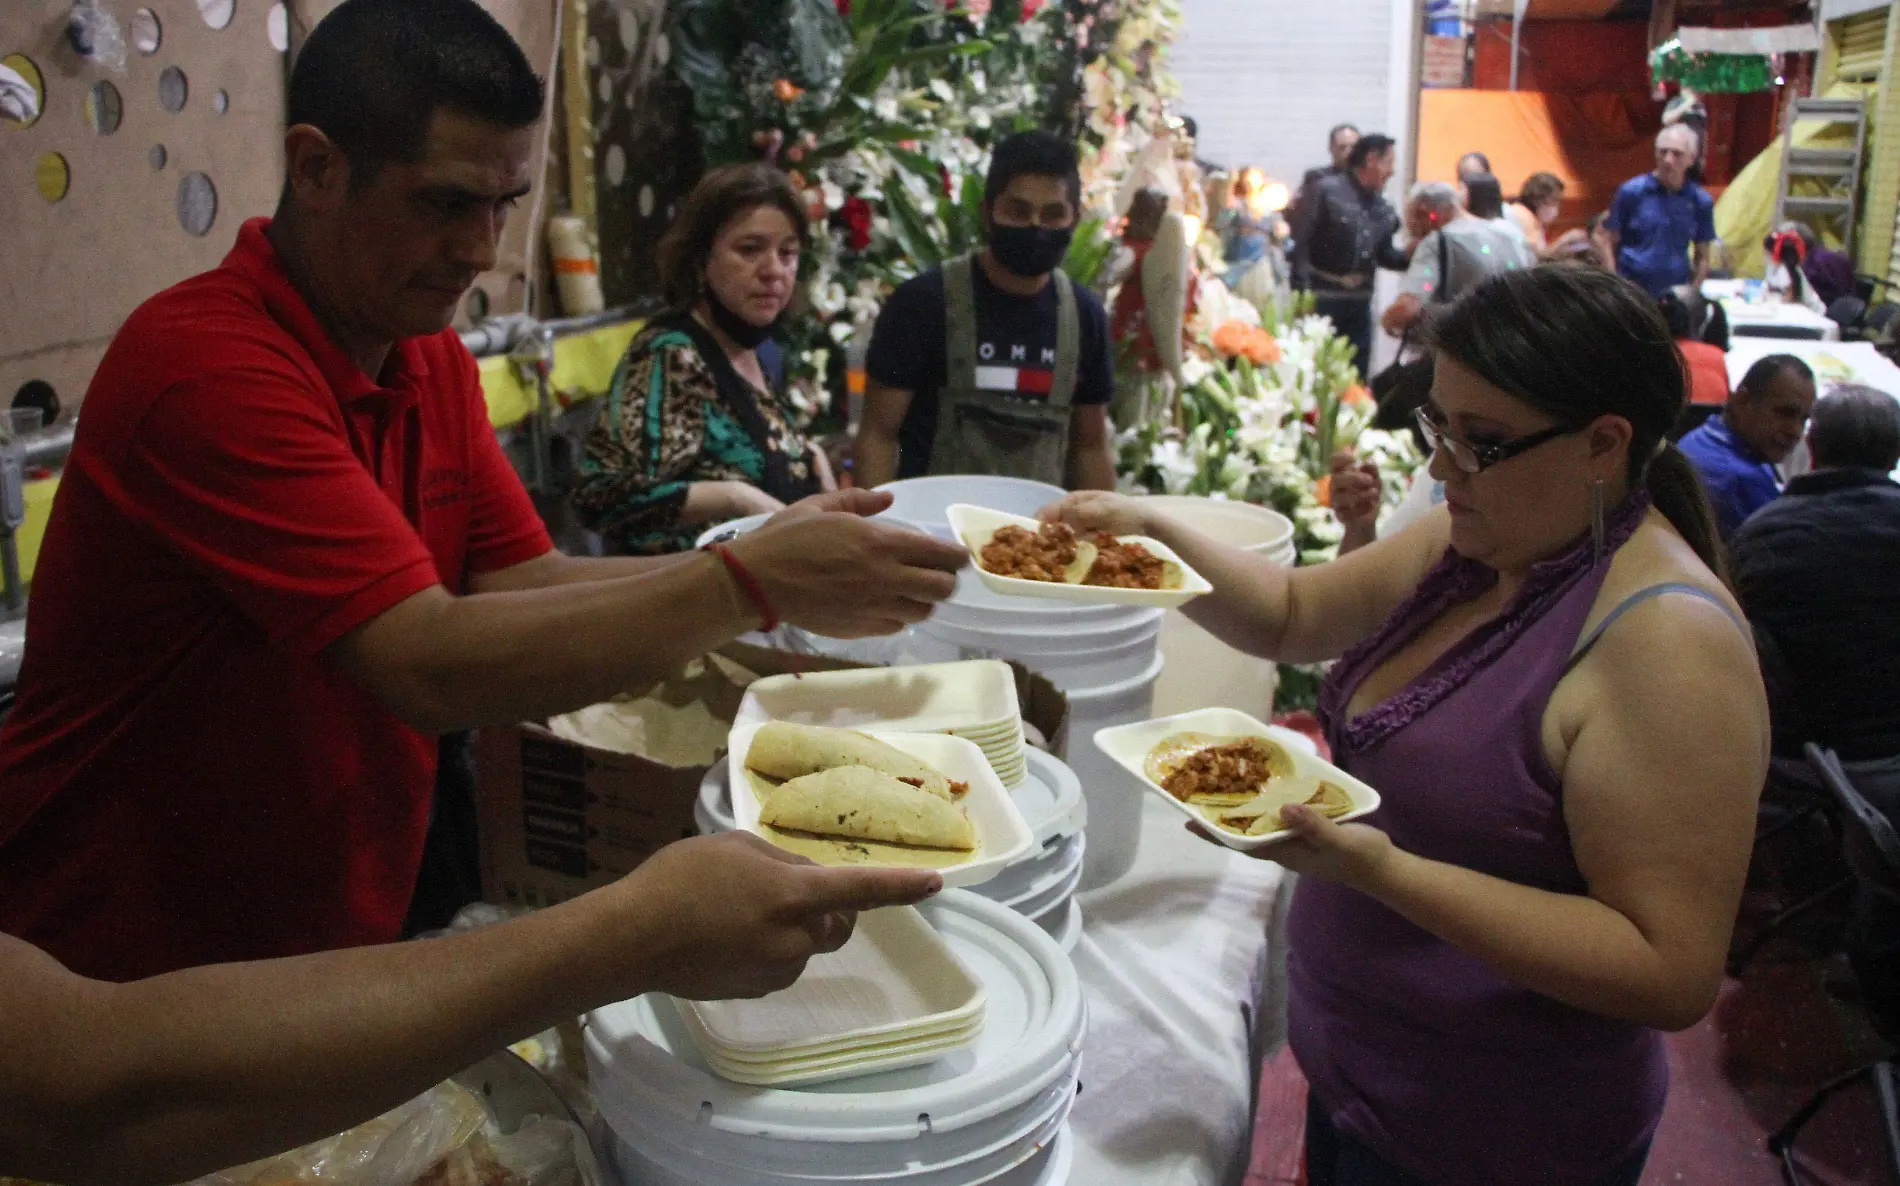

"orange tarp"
[1417, 89, 1662, 229]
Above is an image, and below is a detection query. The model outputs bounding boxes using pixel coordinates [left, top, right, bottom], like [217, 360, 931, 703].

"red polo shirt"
[0, 219, 552, 981]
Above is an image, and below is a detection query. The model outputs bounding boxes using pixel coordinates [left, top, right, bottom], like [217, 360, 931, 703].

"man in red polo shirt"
[0, 0, 965, 982]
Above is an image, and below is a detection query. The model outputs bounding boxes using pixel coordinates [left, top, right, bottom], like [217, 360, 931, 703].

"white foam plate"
[947, 504, 1213, 610]
[1092, 707, 1381, 851]
[586, 891, 1086, 1143]
[735, 660, 1022, 734]
[681, 905, 983, 1060]
[697, 1023, 983, 1088]
[728, 725, 1035, 889]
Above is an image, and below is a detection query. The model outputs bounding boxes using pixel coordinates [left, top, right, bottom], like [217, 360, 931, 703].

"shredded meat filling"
[1084, 533, 1167, 589]
[981, 522, 1079, 582]
[1161, 738, 1283, 802]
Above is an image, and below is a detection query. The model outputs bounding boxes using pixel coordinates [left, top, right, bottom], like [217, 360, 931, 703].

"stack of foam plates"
[675, 906, 986, 1088]
[698, 749, 1086, 953]
[734, 661, 1029, 787]
[587, 891, 1085, 1186]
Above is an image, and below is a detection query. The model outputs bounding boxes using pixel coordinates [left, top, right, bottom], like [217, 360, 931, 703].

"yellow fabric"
[1713, 82, 1873, 278]
[16, 476, 57, 586]
[15, 319, 646, 585]
[477, 318, 644, 428]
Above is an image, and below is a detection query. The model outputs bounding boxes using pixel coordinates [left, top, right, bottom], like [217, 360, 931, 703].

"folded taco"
[760, 765, 977, 851]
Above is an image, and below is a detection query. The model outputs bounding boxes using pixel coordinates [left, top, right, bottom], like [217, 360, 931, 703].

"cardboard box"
[477, 645, 1069, 909]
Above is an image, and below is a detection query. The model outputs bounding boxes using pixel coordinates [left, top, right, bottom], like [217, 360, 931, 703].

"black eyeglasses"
[1413, 407, 1581, 474]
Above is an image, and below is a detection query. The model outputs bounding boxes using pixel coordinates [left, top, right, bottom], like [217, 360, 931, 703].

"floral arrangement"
[1116, 283, 1424, 566]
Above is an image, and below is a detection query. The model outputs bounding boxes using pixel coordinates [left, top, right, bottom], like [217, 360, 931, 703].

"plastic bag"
[190, 1081, 488, 1186]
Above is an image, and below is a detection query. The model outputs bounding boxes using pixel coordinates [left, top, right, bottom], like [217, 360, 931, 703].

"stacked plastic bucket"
[876, 478, 1164, 889]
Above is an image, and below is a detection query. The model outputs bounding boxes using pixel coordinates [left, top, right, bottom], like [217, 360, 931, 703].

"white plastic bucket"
[915, 611, 1163, 694]
[1136, 496, 1294, 721]
[875, 476, 1066, 540]
[1064, 654, 1166, 889]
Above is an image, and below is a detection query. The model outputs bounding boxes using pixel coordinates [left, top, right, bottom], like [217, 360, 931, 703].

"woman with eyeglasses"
[1041, 264, 1766, 1186]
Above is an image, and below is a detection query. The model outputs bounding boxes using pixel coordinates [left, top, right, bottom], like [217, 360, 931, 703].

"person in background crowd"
[1731, 387, 1900, 1010]
[1657, 285, 1730, 412]
[1381, 181, 1530, 340]
[1678, 353, 1815, 538]
[1219, 166, 1276, 272]
[1459, 173, 1531, 251]
[0, 832, 941, 1186]
[1793, 220, 1858, 308]
[1339, 182, 1527, 555]
[0, 0, 968, 985]
[1597, 125, 1715, 298]
[1110, 186, 1199, 375]
[1763, 222, 1829, 315]
[1509, 172, 1592, 260]
[854, 130, 1117, 490]
[1290, 132, 1409, 378]
[1291, 122, 1361, 221]
[1042, 263, 1763, 1186]
[1455, 150, 1492, 187]
[571, 165, 832, 554]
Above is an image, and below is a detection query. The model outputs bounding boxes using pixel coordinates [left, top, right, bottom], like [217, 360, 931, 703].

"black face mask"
[704, 286, 779, 350]
[988, 223, 1074, 279]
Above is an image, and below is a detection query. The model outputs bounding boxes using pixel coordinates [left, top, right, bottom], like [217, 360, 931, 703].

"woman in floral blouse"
[573, 164, 833, 554]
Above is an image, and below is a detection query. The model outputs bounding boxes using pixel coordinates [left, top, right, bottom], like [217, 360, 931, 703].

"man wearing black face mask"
[856, 131, 1118, 490]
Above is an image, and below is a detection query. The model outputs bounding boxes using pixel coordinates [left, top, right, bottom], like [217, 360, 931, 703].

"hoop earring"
[1590, 478, 1607, 565]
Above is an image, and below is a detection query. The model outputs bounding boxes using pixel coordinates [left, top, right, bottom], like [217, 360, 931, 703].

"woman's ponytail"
[1642, 441, 1728, 584]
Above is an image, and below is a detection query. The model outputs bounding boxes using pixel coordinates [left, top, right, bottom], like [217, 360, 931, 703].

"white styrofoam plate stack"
[674, 906, 985, 1088]
[587, 891, 1085, 1186]
[699, 748, 1087, 953]
[734, 661, 1029, 787]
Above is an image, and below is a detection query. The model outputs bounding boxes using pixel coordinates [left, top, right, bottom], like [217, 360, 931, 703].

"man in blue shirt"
[1679, 353, 1816, 538]
[1597, 125, 1716, 297]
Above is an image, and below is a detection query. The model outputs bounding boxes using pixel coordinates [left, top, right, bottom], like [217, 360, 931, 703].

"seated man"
[1732, 385, 1900, 763]
[1657, 285, 1729, 413]
[1677, 354, 1815, 538]
[854, 130, 1116, 491]
[1731, 387, 1900, 1002]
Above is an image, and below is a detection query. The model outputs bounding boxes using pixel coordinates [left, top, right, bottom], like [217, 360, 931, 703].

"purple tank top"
[1288, 493, 1669, 1185]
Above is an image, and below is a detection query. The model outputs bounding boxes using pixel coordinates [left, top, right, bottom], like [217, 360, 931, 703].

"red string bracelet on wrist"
[706, 542, 780, 632]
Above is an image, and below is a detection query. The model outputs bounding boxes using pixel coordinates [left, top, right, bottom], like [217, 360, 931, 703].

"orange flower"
[1243, 329, 1281, 366]
[1340, 383, 1371, 405]
[1211, 320, 1255, 359]
[773, 79, 805, 103]
[1313, 473, 1333, 508]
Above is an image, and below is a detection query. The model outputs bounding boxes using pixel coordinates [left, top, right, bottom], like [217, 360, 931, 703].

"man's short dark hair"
[1456, 151, 1493, 179]
[1736, 353, 1814, 402]
[1809, 384, 1900, 471]
[984, 130, 1082, 212]
[1464, 173, 1505, 219]
[1346, 134, 1395, 171]
[1328, 122, 1359, 148]
[288, 0, 544, 181]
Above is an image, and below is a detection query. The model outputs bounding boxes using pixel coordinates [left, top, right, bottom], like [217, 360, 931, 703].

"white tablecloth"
[1069, 796, 1290, 1186]
[1704, 280, 1840, 341]
[1724, 338, 1900, 401]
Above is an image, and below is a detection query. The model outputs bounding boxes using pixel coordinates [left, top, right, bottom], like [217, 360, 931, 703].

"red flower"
[938, 163, 953, 197]
[841, 196, 873, 251]
[1021, 0, 1043, 15]
[835, 0, 850, 12]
